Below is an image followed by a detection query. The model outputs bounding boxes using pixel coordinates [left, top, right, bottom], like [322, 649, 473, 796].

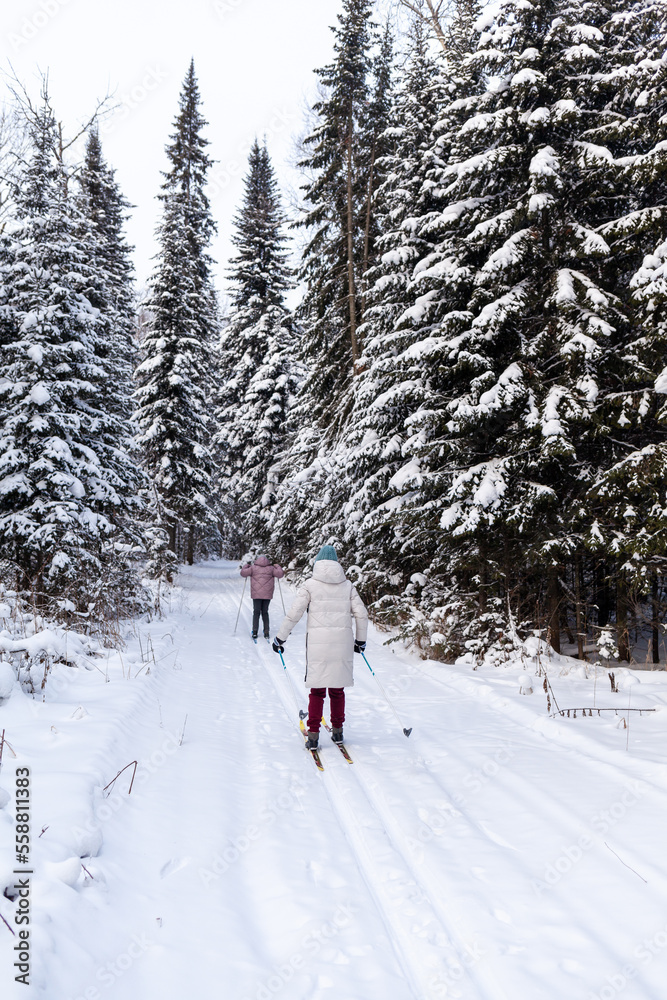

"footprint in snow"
[159, 857, 191, 879]
[477, 821, 518, 850]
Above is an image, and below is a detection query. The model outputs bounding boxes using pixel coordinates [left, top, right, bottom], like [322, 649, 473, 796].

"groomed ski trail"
[250, 615, 487, 1000]
[35, 562, 667, 1000]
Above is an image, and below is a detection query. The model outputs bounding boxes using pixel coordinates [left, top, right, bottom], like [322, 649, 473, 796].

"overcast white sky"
[1, 0, 398, 297]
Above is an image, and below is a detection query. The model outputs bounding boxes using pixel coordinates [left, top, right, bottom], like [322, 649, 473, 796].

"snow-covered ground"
[1, 561, 667, 1000]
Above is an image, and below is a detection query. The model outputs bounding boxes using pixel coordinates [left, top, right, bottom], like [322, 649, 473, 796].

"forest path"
[46, 562, 667, 1000]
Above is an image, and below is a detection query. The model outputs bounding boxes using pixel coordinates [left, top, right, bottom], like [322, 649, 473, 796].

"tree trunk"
[548, 566, 560, 653]
[168, 521, 177, 555]
[175, 521, 184, 563]
[424, 0, 447, 49]
[596, 561, 610, 627]
[478, 536, 488, 614]
[652, 573, 660, 665]
[345, 119, 359, 364]
[398, 0, 448, 51]
[616, 571, 631, 662]
[187, 526, 196, 566]
[360, 140, 376, 322]
[479, 566, 487, 615]
[574, 554, 585, 660]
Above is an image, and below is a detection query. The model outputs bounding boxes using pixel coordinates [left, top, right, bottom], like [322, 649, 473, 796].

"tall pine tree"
[295, 0, 375, 427]
[326, 16, 445, 598]
[270, 3, 392, 569]
[134, 60, 217, 563]
[359, 19, 394, 312]
[572, 0, 667, 658]
[76, 128, 137, 401]
[74, 127, 148, 596]
[214, 140, 296, 552]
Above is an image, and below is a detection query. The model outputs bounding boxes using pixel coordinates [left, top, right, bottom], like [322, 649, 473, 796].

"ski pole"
[233, 578, 247, 635]
[279, 649, 307, 721]
[361, 651, 412, 737]
[278, 577, 286, 614]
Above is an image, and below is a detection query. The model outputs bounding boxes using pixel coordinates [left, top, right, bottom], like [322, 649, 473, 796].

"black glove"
[354, 640, 366, 654]
[272, 637, 285, 654]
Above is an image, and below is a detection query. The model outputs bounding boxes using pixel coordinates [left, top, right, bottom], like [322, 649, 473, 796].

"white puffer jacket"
[278, 561, 368, 688]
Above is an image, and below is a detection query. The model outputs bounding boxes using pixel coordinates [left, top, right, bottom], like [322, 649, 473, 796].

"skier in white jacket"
[272, 545, 368, 750]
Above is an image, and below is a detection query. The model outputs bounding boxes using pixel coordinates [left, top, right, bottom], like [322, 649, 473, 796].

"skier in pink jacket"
[240, 555, 285, 639]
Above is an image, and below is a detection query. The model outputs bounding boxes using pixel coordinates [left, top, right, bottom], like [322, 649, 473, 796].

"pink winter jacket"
[240, 555, 284, 599]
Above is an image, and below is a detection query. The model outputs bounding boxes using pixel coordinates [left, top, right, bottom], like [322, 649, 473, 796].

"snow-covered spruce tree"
[0, 91, 143, 616]
[408, 0, 622, 658]
[294, 0, 375, 427]
[269, 3, 392, 569]
[359, 19, 394, 306]
[76, 128, 137, 410]
[371, 0, 667, 661]
[134, 60, 217, 564]
[74, 128, 148, 598]
[576, 0, 667, 659]
[444, 0, 484, 62]
[327, 17, 447, 602]
[308, 6, 479, 619]
[214, 139, 297, 552]
[225, 141, 291, 311]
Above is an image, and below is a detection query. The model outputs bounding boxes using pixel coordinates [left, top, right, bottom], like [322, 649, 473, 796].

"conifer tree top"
[156, 59, 216, 287]
[160, 60, 215, 232]
[79, 127, 134, 262]
[228, 139, 291, 310]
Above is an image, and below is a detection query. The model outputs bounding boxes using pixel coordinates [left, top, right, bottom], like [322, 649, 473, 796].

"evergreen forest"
[2, 0, 667, 666]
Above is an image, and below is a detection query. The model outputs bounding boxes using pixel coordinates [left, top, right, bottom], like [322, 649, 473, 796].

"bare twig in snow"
[0, 730, 17, 765]
[604, 843, 647, 883]
[102, 761, 138, 797]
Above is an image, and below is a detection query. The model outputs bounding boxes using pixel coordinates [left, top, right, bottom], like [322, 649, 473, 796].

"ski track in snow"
[2, 561, 667, 1000]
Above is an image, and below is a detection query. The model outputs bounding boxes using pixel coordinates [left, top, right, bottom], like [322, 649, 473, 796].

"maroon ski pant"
[308, 687, 345, 733]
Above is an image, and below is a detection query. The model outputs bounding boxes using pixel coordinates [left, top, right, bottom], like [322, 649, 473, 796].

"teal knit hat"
[314, 545, 338, 563]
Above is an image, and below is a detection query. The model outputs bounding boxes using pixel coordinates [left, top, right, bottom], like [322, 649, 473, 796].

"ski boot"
[332, 728, 344, 744]
[305, 732, 319, 751]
